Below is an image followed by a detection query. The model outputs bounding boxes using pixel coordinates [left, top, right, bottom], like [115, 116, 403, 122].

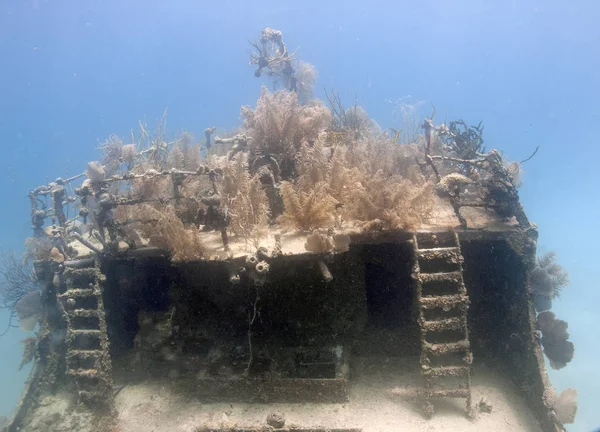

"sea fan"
[553, 388, 578, 424]
[537, 311, 574, 370]
[15, 291, 42, 332]
[0, 251, 40, 336]
[23, 237, 54, 263]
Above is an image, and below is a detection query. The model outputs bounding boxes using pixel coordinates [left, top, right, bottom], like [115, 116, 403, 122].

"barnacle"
[255, 261, 269, 275]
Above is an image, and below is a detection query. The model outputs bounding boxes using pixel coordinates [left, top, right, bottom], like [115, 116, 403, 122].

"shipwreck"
[1, 28, 576, 432]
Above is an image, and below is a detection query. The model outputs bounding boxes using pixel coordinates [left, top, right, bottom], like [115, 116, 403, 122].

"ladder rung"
[423, 365, 470, 378]
[67, 368, 100, 379]
[419, 295, 469, 309]
[66, 350, 101, 369]
[415, 232, 458, 249]
[71, 309, 99, 318]
[426, 388, 470, 398]
[78, 389, 112, 405]
[78, 390, 96, 401]
[67, 350, 102, 359]
[417, 247, 461, 261]
[422, 317, 465, 332]
[65, 267, 97, 278]
[69, 329, 102, 339]
[424, 340, 470, 355]
[419, 271, 463, 283]
[59, 289, 95, 299]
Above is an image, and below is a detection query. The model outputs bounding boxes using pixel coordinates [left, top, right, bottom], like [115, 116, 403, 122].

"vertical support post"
[51, 185, 67, 227]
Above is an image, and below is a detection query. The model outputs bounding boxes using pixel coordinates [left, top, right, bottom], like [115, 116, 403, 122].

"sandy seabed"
[112, 358, 542, 432]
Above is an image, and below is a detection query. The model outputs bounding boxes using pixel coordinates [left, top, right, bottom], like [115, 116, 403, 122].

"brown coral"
[167, 132, 202, 171]
[129, 163, 173, 202]
[242, 87, 331, 180]
[278, 182, 336, 231]
[295, 140, 331, 191]
[222, 153, 270, 240]
[350, 171, 435, 231]
[288, 133, 434, 232]
[126, 204, 204, 261]
[350, 138, 424, 181]
[97, 134, 125, 176]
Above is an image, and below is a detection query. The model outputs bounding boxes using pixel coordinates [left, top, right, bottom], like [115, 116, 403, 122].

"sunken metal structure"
[2, 37, 571, 428]
[5, 165, 565, 432]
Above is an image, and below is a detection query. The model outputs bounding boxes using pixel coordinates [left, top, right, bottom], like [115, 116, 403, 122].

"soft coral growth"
[278, 181, 336, 231]
[222, 153, 270, 239]
[532, 252, 569, 299]
[351, 172, 435, 231]
[124, 204, 204, 261]
[242, 87, 331, 180]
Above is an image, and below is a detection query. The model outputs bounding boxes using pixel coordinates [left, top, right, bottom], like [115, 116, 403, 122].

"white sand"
[67, 198, 519, 261]
[113, 358, 542, 432]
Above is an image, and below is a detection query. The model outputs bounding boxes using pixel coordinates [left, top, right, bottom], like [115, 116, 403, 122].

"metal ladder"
[412, 231, 472, 417]
[58, 262, 113, 409]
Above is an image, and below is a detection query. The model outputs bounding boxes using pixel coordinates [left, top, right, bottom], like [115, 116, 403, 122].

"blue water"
[0, 1, 598, 430]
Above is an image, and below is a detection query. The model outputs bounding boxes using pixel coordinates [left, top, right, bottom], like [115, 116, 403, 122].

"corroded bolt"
[245, 255, 258, 268]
